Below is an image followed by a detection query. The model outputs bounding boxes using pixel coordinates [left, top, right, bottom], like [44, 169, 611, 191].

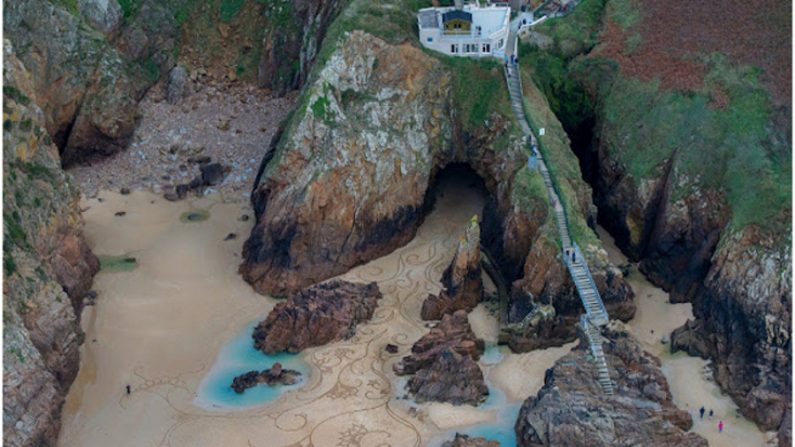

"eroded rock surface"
[252, 280, 382, 354]
[442, 434, 499, 447]
[230, 362, 301, 393]
[3, 43, 99, 447]
[422, 215, 483, 320]
[515, 322, 707, 447]
[394, 311, 487, 405]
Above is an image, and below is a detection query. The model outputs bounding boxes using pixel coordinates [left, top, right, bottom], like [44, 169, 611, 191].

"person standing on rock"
[718, 420, 724, 433]
[699, 406, 705, 419]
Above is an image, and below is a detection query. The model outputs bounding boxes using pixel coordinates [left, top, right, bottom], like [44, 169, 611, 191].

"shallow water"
[597, 226, 775, 446]
[194, 321, 310, 410]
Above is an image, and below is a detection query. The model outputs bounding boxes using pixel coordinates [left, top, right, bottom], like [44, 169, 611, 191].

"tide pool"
[195, 321, 310, 410]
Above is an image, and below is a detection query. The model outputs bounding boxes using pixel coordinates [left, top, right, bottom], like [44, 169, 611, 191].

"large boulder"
[515, 322, 707, 447]
[252, 280, 382, 354]
[422, 215, 484, 320]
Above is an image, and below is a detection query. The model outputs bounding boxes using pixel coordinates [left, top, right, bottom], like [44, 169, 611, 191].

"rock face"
[515, 322, 707, 447]
[241, 30, 454, 296]
[442, 434, 499, 447]
[230, 362, 301, 393]
[4, 0, 344, 166]
[670, 224, 792, 432]
[4, 0, 183, 165]
[422, 215, 483, 320]
[241, 26, 634, 341]
[252, 280, 382, 354]
[394, 311, 487, 405]
[406, 347, 489, 406]
[3, 43, 99, 447]
[257, 0, 344, 96]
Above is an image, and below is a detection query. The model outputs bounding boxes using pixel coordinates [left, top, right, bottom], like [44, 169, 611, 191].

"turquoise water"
[195, 321, 310, 410]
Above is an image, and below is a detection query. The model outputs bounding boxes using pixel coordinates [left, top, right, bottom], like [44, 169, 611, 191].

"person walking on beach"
[126, 385, 131, 395]
[718, 420, 724, 433]
[699, 407, 705, 419]
[709, 409, 714, 419]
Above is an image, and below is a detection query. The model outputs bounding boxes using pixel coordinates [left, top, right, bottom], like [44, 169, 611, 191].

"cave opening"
[421, 162, 510, 316]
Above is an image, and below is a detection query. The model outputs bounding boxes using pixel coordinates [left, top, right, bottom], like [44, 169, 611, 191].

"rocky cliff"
[515, 322, 707, 447]
[3, 0, 343, 166]
[520, 0, 791, 438]
[241, 0, 635, 342]
[3, 42, 99, 447]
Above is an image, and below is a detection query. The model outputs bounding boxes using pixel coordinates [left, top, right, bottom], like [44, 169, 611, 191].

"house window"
[427, 37, 433, 43]
[498, 39, 504, 48]
[482, 43, 491, 53]
[451, 44, 458, 53]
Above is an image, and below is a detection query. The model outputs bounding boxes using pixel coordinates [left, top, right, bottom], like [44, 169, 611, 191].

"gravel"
[68, 79, 297, 203]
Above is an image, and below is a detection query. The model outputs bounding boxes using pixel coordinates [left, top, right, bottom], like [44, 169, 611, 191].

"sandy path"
[597, 227, 776, 446]
[60, 177, 557, 447]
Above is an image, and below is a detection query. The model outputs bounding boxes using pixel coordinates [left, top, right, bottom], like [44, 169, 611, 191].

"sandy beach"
[597, 227, 776, 446]
[59, 175, 572, 447]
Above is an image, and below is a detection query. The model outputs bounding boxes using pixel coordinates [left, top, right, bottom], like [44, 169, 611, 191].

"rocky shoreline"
[230, 363, 301, 394]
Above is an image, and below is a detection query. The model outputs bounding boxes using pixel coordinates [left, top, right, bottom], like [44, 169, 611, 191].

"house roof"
[418, 9, 439, 28]
[442, 10, 472, 23]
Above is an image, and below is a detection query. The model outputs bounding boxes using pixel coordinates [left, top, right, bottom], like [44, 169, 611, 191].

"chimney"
[454, 0, 464, 10]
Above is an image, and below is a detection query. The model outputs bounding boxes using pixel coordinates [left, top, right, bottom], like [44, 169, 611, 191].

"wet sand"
[59, 177, 569, 447]
[597, 227, 775, 446]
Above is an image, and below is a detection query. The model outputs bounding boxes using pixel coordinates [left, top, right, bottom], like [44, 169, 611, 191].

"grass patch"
[596, 54, 790, 231]
[442, 56, 513, 132]
[98, 255, 139, 272]
[220, 0, 246, 22]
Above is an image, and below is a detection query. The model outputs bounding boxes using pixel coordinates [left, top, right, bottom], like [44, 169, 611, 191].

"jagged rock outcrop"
[498, 303, 573, 352]
[3, 42, 99, 447]
[515, 322, 707, 447]
[519, 1, 792, 437]
[257, 0, 343, 96]
[406, 347, 489, 406]
[241, 30, 455, 296]
[230, 362, 301, 393]
[252, 280, 382, 354]
[4, 0, 182, 165]
[671, 224, 791, 432]
[5, 0, 343, 165]
[422, 215, 483, 320]
[241, 26, 634, 335]
[394, 311, 488, 405]
[442, 434, 499, 447]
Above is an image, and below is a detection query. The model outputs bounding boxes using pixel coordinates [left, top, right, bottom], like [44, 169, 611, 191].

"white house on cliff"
[417, 0, 511, 58]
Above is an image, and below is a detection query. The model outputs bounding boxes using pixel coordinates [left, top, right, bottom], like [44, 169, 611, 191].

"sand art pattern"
[59, 179, 512, 447]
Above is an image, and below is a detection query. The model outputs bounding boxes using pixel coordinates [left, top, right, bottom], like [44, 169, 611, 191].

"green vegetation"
[3, 86, 31, 106]
[219, 0, 245, 22]
[442, 56, 514, 132]
[98, 255, 139, 272]
[521, 70, 600, 248]
[310, 95, 334, 125]
[610, 0, 640, 31]
[54, 0, 79, 16]
[519, 0, 608, 131]
[141, 57, 160, 83]
[600, 56, 791, 230]
[118, 0, 141, 20]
